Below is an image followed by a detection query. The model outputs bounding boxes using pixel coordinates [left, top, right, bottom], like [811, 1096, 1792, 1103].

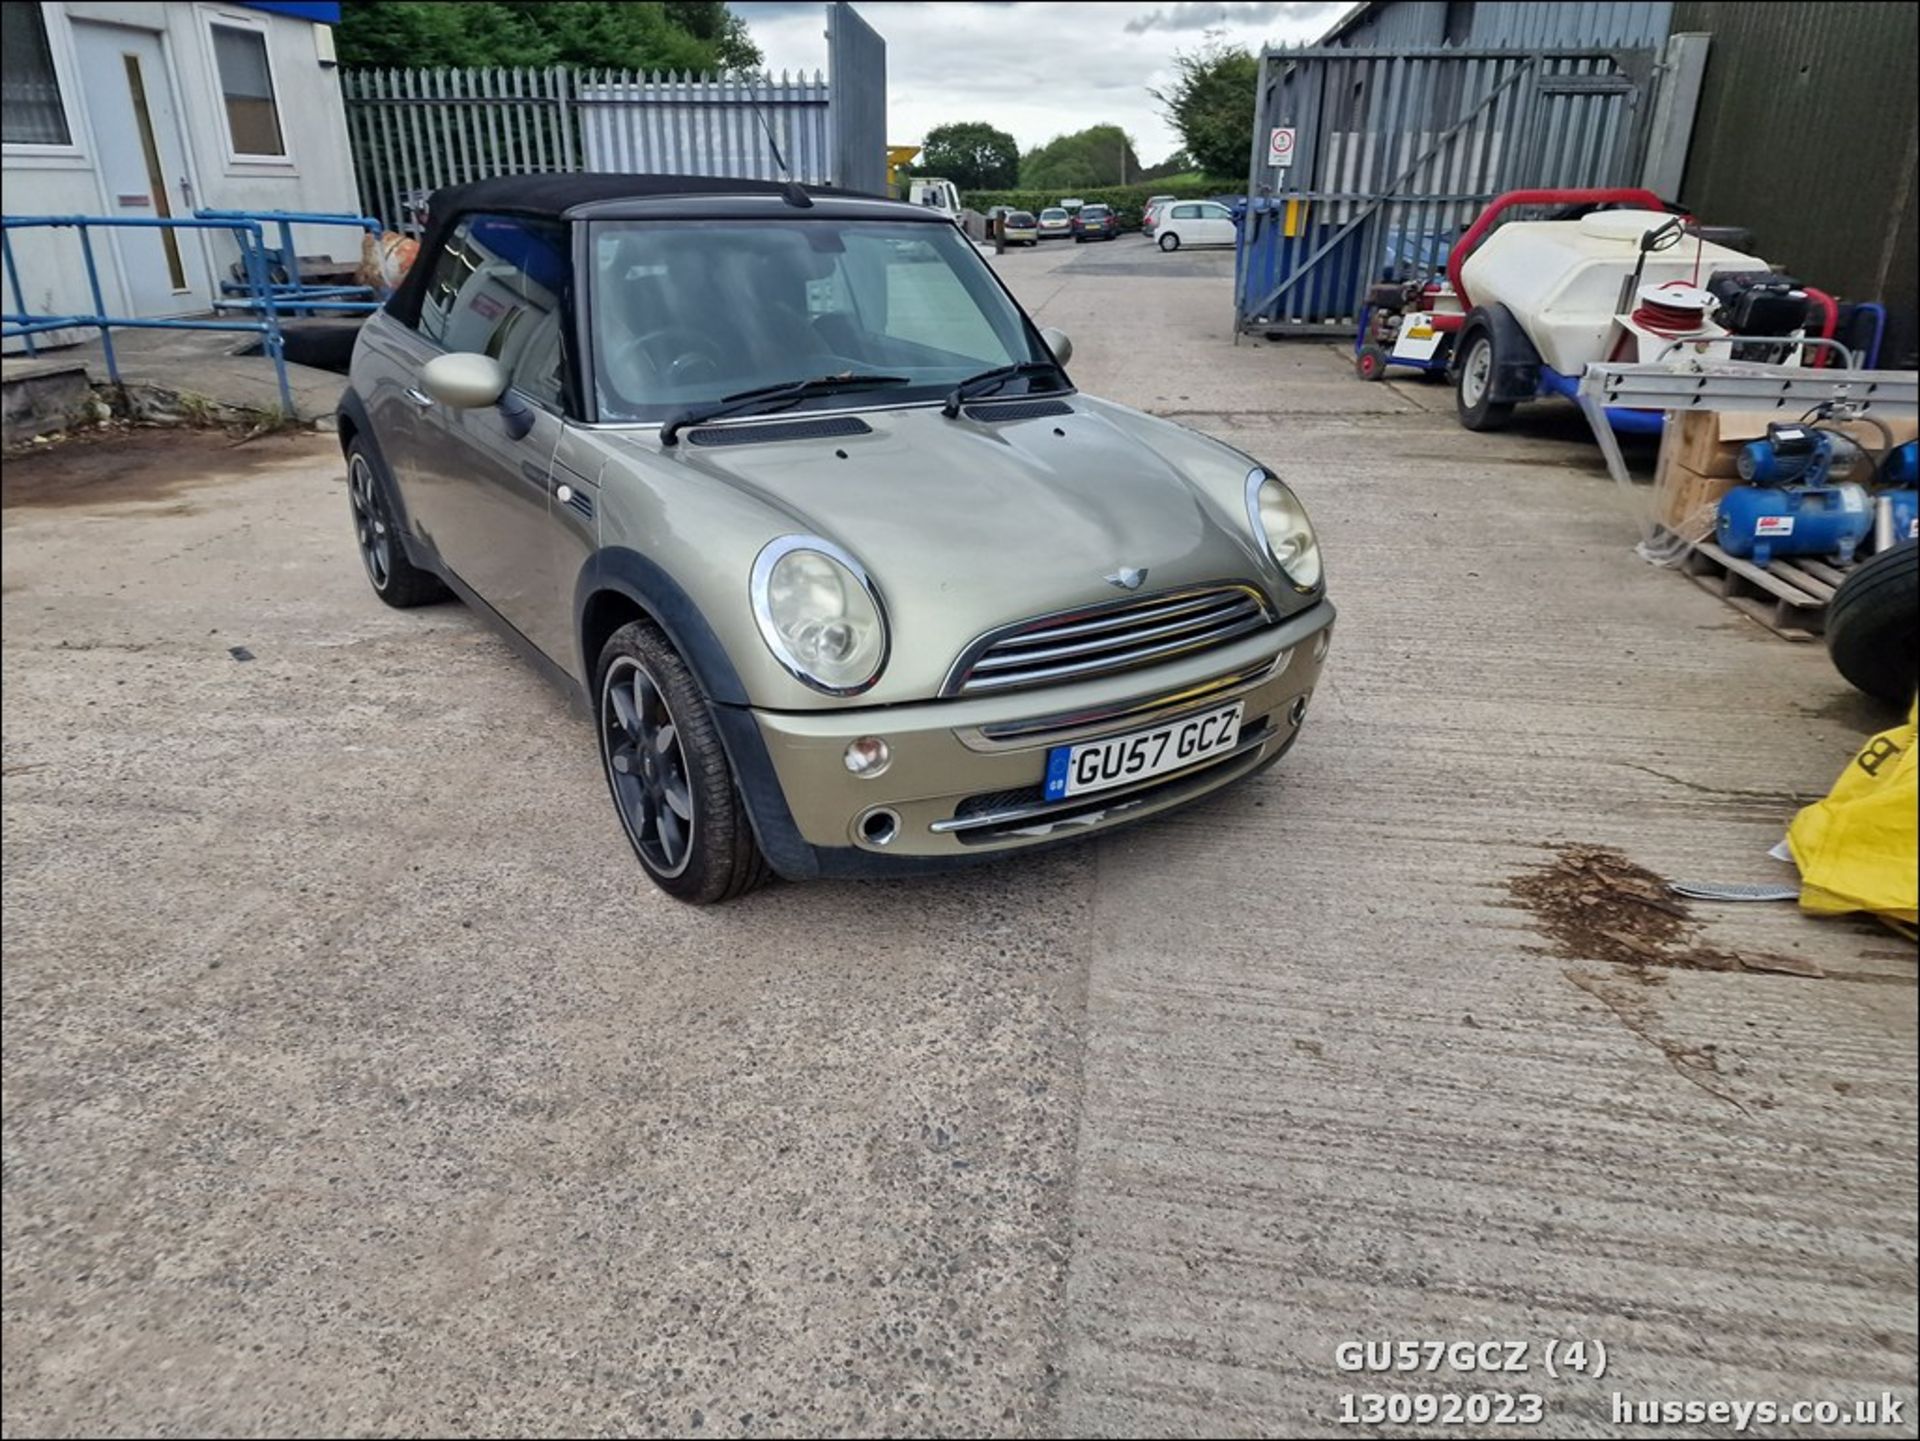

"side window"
[210, 21, 285, 158]
[1172, 204, 1200, 220]
[416, 213, 573, 412]
[1203, 204, 1233, 220]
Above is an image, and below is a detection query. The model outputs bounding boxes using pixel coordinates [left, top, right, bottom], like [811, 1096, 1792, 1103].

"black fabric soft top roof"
[386, 172, 828, 326]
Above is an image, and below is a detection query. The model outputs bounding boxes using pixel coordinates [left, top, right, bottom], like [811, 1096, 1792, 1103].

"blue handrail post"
[276, 217, 302, 308]
[1, 229, 35, 358]
[76, 223, 120, 388]
[237, 222, 293, 416]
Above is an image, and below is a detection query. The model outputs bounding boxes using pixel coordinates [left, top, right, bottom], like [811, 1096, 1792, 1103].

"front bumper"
[738, 600, 1333, 871]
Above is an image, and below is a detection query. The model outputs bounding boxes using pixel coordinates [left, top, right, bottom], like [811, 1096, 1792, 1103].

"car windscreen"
[589, 219, 1051, 423]
[1081, 206, 1110, 219]
[1039, 209, 1066, 221]
[1009, 212, 1035, 226]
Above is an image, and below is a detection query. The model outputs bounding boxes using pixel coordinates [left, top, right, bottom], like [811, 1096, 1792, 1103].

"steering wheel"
[621, 326, 725, 388]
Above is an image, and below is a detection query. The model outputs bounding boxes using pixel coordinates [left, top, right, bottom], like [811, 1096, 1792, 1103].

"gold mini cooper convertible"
[339, 174, 1333, 903]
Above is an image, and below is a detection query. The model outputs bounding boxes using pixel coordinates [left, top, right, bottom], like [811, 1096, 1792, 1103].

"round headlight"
[1244, 469, 1322, 590]
[751, 536, 889, 695]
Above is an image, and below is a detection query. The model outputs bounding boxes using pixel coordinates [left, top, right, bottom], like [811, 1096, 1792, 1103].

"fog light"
[844, 736, 891, 776]
[1289, 694, 1311, 726]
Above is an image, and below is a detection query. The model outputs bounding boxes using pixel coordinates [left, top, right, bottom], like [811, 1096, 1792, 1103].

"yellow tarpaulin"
[1787, 701, 1919, 925]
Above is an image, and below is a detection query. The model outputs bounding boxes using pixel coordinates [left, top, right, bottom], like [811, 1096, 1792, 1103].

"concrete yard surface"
[3, 236, 1915, 1438]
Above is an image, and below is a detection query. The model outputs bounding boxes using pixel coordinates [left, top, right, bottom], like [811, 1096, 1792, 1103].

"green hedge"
[961, 177, 1234, 231]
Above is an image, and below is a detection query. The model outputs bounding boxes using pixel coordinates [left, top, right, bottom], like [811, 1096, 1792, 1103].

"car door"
[406, 213, 576, 660]
[1167, 203, 1200, 244]
[1199, 203, 1237, 246]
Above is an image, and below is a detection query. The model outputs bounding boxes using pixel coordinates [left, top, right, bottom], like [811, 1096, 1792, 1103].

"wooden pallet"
[1677, 538, 1856, 641]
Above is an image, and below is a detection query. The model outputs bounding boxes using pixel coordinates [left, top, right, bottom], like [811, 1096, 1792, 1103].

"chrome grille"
[943, 584, 1274, 696]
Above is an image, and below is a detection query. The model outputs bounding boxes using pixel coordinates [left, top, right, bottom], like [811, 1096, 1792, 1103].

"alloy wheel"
[601, 657, 696, 878]
[348, 453, 393, 589]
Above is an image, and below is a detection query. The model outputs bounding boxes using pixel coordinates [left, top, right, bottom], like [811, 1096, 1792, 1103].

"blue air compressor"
[1716, 422, 1873, 567]
[1880, 441, 1920, 546]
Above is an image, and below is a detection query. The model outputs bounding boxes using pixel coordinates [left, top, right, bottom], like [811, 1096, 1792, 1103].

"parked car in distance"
[1058, 197, 1085, 214]
[1141, 196, 1177, 237]
[1155, 199, 1239, 251]
[1036, 206, 1073, 239]
[339, 172, 1333, 904]
[1072, 203, 1119, 242]
[1002, 209, 1039, 245]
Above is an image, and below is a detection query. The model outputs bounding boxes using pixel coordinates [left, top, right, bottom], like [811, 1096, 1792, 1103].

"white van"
[907, 177, 963, 220]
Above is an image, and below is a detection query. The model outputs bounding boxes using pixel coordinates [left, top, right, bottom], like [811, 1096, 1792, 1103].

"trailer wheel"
[1356, 345, 1389, 382]
[1455, 329, 1514, 431]
[1825, 541, 1918, 705]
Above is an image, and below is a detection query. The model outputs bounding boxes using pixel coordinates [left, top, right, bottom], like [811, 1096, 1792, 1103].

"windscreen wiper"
[941, 359, 1069, 418]
[660, 372, 911, 445]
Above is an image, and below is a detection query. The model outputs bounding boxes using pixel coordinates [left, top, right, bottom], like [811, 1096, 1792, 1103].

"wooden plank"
[1668, 537, 1867, 643]
[1693, 541, 1824, 608]
[1681, 576, 1819, 641]
[1796, 557, 1853, 588]
[1777, 565, 1837, 602]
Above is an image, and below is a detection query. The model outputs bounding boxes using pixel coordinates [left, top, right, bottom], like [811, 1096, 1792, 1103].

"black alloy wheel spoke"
[603, 661, 695, 875]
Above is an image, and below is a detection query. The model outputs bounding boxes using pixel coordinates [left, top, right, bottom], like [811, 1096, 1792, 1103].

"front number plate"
[1044, 702, 1245, 802]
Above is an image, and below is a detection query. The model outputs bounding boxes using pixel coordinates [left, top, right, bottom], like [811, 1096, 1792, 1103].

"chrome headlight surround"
[750, 535, 891, 696]
[1243, 466, 1323, 593]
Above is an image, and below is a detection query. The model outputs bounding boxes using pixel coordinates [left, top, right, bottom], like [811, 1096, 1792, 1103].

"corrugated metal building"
[1316, 1, 1673, 50]
[1673, 1, 1917, 366]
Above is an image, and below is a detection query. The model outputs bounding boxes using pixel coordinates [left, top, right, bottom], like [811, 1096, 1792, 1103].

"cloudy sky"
[728, 2, 1347, 165]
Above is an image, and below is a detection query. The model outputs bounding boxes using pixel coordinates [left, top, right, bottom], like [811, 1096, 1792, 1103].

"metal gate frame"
[1236, 44, 1659, 337]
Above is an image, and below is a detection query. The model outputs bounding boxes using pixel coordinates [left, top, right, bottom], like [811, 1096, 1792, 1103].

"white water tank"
[1458, 210, 1772, 373]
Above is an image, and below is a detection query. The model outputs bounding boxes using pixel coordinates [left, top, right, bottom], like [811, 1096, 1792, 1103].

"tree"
[1137, 150, 1196, 183]
[660, 1, 763, 70]
[919, 122, 1020, 190]
[1019, 125, 1141, 190]
[1151, 40, 1260, 181]
[334, 1, 762, 72]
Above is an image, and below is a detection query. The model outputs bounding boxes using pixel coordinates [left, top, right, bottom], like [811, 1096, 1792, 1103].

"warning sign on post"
[1267, 127, 1296, 167]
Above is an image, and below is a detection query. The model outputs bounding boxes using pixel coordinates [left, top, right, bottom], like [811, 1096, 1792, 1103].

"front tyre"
[1454, 330, 1514, 431]
[1158, 231, 1180, 252]
[597, 621, 772, 904]
[346, 440, 447, 607]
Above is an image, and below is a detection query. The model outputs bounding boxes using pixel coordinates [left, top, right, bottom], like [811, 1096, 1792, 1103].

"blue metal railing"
[2, 214, 295, 413]
[195, 208, 385, 317]
[2, 209, 388, 416]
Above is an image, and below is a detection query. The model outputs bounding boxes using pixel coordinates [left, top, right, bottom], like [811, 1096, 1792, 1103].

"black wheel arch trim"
[577, 546, 819, 880]
[336, 387, 431, 568]
[1459, 304, 1542, 403]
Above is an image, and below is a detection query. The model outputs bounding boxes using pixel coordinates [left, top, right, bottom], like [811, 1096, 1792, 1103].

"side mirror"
[1040, 327, 1073, 366]
[420, 352, 508, 409]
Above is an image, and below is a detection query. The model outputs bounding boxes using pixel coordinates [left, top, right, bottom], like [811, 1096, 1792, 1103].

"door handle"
[404, 387, 434, 408]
